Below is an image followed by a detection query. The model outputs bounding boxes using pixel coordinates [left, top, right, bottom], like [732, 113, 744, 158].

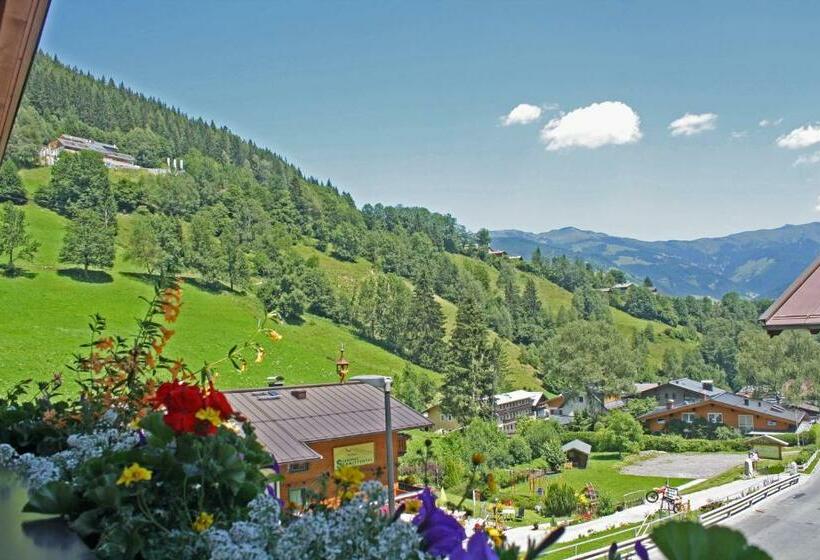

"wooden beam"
[0, 0, 51, 160]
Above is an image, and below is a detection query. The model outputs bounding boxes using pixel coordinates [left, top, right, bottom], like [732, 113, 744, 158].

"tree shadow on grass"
[57, 268, 114, 284]
[120, 272, 241, 295]
[1, 267, 37, 280]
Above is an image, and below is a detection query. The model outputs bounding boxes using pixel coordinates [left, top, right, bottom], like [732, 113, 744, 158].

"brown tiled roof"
[760, 256, 820, 332]
[226, 382, 432, 464]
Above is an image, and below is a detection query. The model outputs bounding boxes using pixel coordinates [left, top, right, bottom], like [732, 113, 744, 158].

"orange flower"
[161, 301, 181, 323]
[145, 352, 157, 369]
[151, 340, 166, 355]
[169, 359, 184, 378]
[160, 326, 175, 342]
[95, 337, 115, 351]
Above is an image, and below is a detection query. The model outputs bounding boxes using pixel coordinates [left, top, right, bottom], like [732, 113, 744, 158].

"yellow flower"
[116, 463, 153, 487]
[255, 347, 266, 364]
[333, 465, 365, 488]
[192, 511, 214, 533]
[486, 527, 504, 547]
[471, 453, 485, 466]
[486, 472, 497, 493]
[266, 329, 283, 343]
[195, 407, 223, 427]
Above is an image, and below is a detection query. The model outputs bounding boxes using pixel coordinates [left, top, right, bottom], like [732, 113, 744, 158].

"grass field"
[497, 453, 690, 504]
[0, 175, 439, 392]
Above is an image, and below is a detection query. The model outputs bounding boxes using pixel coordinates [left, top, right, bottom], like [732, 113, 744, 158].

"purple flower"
[635, 540, 649, 560]
[450, 531, 499, 560]
[136, 429, 147, 447]
[413, 488, 466, 557]
[271, 460, 280, 474]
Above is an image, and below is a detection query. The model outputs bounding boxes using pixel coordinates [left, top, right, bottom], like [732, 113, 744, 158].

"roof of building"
[561, 439, 592, 455]
[633, 382, 659, 394]
[56, 134, 137, 163]
[759, 256, 820, 331]
[495, 390, 545, 407]
[747, 434, 789, 447]
[640, 393, 806, 425]
[603, 399, 625, 411]
[226, 382, 432, 464]
[642, 378, 727, 398]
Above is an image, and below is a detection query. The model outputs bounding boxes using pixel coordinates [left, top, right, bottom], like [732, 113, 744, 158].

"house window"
[288, 462, 310, 473]
[738, 414, 754, 433]
[767, 420, 777, 427]
[707, 412, 723, 424]
[657, 418, 666, 425]
[681, 412, 695, 424]
[578, 396, 584, 403]
[288, 488, 307, 506]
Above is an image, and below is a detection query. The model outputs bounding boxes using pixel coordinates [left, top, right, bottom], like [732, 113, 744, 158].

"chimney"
[702, 380, 713, 392]
[291, 389, 307, 400]
[666, 399, 674, 410]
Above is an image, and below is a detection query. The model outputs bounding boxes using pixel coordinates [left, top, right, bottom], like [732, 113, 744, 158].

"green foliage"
[597, 411, 643, 455]
[120, 127, 169, 167]
[623, 396, 657, 418]
[508, 435, 532, 464]
[543, 482, 576, 517]
[331, 222, 361, 261]
[393, 364, 438, 412]
[539, 320, 641, 397]
[572, 285, 612, 322]
[0, 202, 40, 270]
[651, 520, 772, 560]
[59, 209, 116, 272]
[0, 160, 27, 204]
[542, 441, 568, 471]
[36, 150, 115, 224]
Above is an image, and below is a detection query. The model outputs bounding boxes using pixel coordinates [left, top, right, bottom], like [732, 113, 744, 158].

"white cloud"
[731, 130, 748, 139]
[668, 113, 718, 136]
[759, 118, 783, 128]
[501, 103, 543, 126]
[776, 125, 820, 149]
[815, 196, 820, 212]
[795, 151, 820, 166]
[539, 101, 642, 151]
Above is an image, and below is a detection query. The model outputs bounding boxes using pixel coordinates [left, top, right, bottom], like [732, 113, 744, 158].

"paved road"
[723, 472, 820, 560]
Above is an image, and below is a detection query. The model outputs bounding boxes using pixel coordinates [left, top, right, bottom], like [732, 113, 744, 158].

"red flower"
[164, 411, 197, 433]
[204, 384, 234, 419]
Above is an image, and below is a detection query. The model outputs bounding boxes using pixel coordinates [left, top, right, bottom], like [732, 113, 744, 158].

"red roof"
[760, 256, 820, 332]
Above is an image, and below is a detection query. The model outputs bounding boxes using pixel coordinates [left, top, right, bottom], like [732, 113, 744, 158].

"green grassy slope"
[448, 254, 697, 370]
[0, 171, 438, 392]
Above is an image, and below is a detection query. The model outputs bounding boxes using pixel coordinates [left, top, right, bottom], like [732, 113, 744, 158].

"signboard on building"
[333, 442, 375, 469]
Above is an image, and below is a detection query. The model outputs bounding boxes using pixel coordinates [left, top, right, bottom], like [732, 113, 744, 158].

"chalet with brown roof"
[759, 256, 820, 334]
[226, 382, 431, 507]
[639, 392, 805, 434]
[636, 377, 726, 407]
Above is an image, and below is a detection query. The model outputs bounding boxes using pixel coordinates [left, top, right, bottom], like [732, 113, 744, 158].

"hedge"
[560, 431, 749, 453]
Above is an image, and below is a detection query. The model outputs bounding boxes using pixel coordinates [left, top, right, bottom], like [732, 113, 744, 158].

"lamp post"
[350, 375, 395, 515]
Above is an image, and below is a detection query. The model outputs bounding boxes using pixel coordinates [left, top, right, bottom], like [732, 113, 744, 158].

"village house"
[494, 390, 549, 434]
[424, 402, 460, 433]
[635, 377, 727, 407]
[226, 382, 431, 507]
[547, 390, 624, 424]
[39, 134, 142, 169]
[639, 392, 806, 434]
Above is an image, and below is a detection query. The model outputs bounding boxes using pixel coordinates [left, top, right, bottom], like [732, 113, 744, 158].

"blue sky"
[39, 1, 820, 240]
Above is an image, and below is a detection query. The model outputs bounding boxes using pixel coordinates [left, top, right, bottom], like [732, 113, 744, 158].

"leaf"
[70, 508, 105, 537]
[652, 521, 772, 560]
[140, 412, 173, 446]
[23, 480, 80, 515]
[87, 484, 121, 508]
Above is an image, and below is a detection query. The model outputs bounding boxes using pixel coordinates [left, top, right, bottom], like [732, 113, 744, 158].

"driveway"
[621, 452, 745, 479]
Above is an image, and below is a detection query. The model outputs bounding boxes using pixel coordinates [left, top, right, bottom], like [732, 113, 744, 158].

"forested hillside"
[4, 53, 815, 419]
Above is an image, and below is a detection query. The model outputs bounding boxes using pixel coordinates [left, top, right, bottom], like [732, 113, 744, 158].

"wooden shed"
[747, 434, 789, 460]
[561, 439, 592, 469]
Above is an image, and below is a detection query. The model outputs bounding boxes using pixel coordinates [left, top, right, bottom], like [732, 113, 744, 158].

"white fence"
[558, 474, 800, 560]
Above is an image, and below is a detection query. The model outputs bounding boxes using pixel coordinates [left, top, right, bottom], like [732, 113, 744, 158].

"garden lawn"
[499, 453, 690, 505]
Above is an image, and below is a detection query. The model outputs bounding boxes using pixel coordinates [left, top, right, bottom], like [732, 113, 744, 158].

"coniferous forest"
[4, 52, 820, 420]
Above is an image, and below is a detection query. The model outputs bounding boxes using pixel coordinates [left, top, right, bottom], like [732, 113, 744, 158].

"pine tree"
[0, 160, 27, 205]
[405, 276, 447, 370]
[442, 284, 497, 422]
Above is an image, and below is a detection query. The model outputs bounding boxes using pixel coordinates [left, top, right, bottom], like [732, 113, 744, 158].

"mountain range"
[490, 223, 820, 299]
